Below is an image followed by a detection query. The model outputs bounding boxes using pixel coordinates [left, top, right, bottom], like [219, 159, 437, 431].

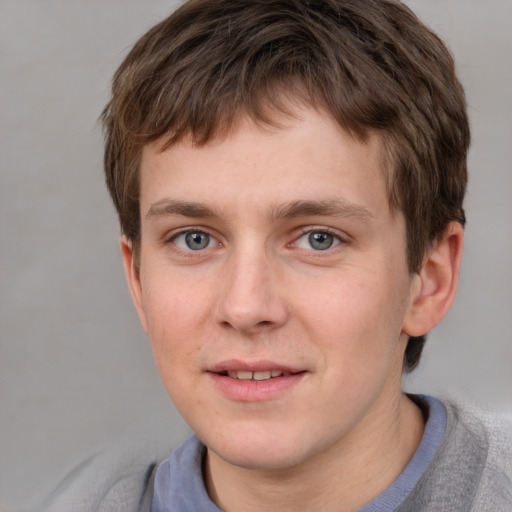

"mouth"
[207, 361, 306, 401]
[208, 360, 304, 379]
[218, 369, 294, 381]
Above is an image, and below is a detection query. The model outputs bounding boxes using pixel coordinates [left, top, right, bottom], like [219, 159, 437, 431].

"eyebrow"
[268, 199, 375, 222]
[146, 199, 220, 220]
[146, 198, 374, 222]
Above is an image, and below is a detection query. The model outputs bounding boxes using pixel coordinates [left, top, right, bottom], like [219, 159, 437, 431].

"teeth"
[253, 371, 271, 381]
[225, 370, 289, 380]
[236, 371, 253, 380]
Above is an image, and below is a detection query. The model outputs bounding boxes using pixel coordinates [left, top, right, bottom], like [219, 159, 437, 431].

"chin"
[200, 421, 326, 472]
[212, 442, 309, 472]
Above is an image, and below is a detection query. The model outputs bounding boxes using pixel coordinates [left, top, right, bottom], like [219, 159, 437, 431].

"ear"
[120, 236, 149, 334]
[403, 222, 464, 337]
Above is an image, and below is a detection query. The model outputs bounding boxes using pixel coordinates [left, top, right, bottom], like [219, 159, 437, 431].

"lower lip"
[208, 372, 306, 402]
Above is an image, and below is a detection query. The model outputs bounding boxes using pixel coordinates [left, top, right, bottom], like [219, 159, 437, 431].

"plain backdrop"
[1, 0, 511, 509]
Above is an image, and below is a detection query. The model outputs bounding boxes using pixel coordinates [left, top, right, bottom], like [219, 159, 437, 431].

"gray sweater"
[40, 399, 512, 511]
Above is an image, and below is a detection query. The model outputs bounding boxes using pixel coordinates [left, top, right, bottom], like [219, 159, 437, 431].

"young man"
[44, 0, 511, 510]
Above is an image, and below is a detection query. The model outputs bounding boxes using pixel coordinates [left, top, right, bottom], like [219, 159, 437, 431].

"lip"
[207, 359, 306, 402]
[208, 359, 303, 374]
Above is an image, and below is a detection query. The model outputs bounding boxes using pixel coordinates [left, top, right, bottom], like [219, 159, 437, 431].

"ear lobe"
[403, 222, 464, 337]
[120, 236, 149, 334]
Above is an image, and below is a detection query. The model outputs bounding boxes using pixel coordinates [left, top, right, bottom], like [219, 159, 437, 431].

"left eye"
[173, 231, 218, 251]
[294, 231, 342, 251]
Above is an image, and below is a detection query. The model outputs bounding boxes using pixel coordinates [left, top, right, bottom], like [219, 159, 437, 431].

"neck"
[204, 392, 425, 512]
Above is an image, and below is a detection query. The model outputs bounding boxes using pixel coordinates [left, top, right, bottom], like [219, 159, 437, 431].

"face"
[125, 107, 420, 472]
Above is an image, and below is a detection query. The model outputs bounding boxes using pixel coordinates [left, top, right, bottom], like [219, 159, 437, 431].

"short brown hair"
[102, 0, 470, 371]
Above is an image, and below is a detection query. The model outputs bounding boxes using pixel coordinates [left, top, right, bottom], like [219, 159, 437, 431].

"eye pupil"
[308, 232, 334, 250]
[185, 232, 210, 250]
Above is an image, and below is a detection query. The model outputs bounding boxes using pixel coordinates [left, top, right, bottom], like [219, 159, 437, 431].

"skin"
[122, 106, 463, 511]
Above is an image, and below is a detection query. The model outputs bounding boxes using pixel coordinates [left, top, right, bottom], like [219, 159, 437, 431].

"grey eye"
[308, 232, 335, 250]
[294, 230, 342, 251]
[172, 230, 218, 252]
[184, 232, 211, 250]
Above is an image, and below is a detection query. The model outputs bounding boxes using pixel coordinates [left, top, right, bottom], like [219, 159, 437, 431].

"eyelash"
[164, 228, 221, 258]
[291, 227, 347, 252]
[163, 226, 348, 257]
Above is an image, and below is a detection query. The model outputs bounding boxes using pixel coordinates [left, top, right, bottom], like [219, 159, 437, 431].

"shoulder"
[446, 399, 512, 473]
[39, 432, 176, 512]
[403, 398, 512, 511]
[451, 401, 512, 511]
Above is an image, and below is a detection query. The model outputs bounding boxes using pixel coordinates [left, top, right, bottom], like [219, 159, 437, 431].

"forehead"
[139, 107, 391, 221]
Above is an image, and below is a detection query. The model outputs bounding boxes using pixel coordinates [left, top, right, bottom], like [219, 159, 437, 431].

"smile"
[223, 370, 292, 381]
[208, 362, 306, 401]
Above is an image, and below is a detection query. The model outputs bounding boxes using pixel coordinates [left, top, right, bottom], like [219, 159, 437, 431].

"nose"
[213, 245, 288, 335]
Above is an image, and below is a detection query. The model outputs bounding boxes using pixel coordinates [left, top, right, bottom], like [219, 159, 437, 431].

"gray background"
[1, 0, 511, 509]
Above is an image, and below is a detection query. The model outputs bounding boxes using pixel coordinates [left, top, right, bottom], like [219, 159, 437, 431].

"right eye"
[172, 231, 218, 251]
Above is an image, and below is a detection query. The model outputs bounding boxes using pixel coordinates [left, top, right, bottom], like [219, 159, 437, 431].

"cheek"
[295, 271, 406, 370]
[299, 276, 381, 338]
[140, 276, 210, 376]
[141, 262, 209, 331]
[294, 276, 407, 427]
